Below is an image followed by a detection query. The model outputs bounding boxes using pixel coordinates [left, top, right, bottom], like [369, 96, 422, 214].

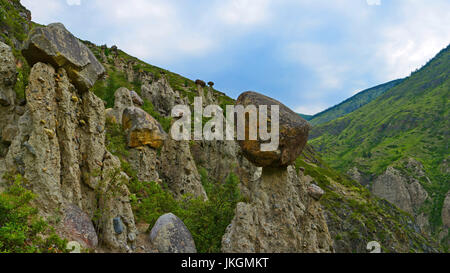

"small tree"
[208, 81, 214, 88]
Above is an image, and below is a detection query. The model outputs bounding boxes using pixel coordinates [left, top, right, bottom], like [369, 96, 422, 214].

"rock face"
[127, 146, 160, 183]
[0, 42, 18, 150]
[236, 91, 311, 168]
[222, 166, 333, 253]
[443, 192, 450, 228]
[22, 23, 105, 92]
[159, 138, 208, 200]
[113, 87, 134, 123]
[372, 167, 428, 215]
[130, 90, 144, 106]
[105, 87, 145, 125]
[1, 62, 136, 252]
[149, 213, 197, 253]
[122, 106, 167, 149]
[372, 164, 429, 230]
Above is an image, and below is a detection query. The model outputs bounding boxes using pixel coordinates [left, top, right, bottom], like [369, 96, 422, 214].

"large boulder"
[22, 23, 105, 92]
[236, 91, 311, 168]
[149, 213, 197, 253]
[122, 106, 167, 149]
[443, 192, 450, 228]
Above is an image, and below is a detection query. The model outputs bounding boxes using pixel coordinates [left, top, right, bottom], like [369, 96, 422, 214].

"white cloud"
[66, 0, 81, 6]
[295, 104, 327, 116]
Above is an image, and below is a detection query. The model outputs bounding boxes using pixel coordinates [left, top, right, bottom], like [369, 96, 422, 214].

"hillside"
[309, 79, 404, 126]
[310, 45, 450, 246]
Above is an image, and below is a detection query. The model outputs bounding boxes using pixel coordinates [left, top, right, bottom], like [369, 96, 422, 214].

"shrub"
[208, 81, 214, 88]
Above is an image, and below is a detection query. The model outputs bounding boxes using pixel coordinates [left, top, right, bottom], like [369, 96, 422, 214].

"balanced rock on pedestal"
[236, 91, 311, 168]
[22, 23, 105, 92]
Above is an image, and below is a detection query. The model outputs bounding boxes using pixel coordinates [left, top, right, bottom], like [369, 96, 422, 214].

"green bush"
[0, 174, 68, 253]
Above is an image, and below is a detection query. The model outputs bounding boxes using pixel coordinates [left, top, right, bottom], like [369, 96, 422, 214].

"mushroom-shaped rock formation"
[149, 213, 197, 253]
[236, 91, 311, 168]
[22, 23, 105, 92]
[122, 106, 167, 149]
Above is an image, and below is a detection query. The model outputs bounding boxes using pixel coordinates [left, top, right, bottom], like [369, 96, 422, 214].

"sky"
[21, 0, 450, 115]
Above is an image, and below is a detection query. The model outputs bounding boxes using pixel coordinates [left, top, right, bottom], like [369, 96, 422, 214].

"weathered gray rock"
[113, 87, 134, 124]
[122, 106, 167, 149]
[308, 184, 325, 201]
[127, 146, 160, 183]
[372, 166, 428, 215]
[130, 90, 144, 106]
[22, 23, 105, 92]
[63, 204, 98, 248]
[0, 42, 18, 149]
[0, 42, 17, 92]
[372, 162, 430, 232]
[149, 213, 197, 253]
[141, 77, 180, 115]
[236, 91, 311, 168]
[2, 62, 136, 252]
[222, 166, 333, 253]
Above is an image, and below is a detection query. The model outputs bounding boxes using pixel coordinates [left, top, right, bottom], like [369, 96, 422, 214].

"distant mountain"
[310, 45, 450, 246]
[309, 79, 404, 126]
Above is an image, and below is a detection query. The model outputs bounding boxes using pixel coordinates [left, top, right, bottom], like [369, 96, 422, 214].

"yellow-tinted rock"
[122, 107, 167, 149]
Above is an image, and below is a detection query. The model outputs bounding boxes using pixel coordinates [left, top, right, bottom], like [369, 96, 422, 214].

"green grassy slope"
[309, 79, 404, 126]
[310, 45, 450, 234]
